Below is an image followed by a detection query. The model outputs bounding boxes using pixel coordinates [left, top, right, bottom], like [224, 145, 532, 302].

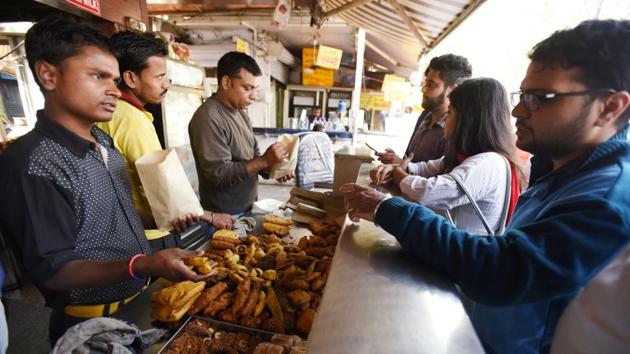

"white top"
[551, 245, 630, 354]
[400, 152, 509, 234]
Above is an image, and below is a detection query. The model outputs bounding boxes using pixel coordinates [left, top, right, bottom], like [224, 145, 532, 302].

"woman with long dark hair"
[372, 77, 526, 234]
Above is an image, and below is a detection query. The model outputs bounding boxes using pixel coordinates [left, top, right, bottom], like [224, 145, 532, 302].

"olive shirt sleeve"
[0, 170, 81, 288]
[189, 106, 250, 189]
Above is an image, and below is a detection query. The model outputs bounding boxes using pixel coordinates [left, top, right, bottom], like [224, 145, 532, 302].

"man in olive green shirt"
[189, 52, 292, 214]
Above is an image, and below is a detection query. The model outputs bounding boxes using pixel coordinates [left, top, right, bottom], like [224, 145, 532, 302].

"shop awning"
[321, 0, 485, 72]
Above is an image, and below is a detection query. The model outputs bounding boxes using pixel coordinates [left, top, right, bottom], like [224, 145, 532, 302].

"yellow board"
[381, 74, 405, 92]
[302, 68, 334, 87]
[384, 81, 411, 102]
[302, 47, 317, 68]
[360, 92, 391, 111]
[236, 37, 250, 54]
[315, 45, 343, 70]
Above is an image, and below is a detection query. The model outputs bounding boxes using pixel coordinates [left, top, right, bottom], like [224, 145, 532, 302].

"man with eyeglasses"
[97, 31, 234, 251]
[377, 54, 472, 164]
[341, 20, 630, 354]
[189, 52, 293, 215]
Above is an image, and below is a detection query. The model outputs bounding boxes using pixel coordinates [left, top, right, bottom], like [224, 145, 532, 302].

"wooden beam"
[388, 0, 428, 48]
[323, 0, 377, 18]
[365, 39, 398, 66]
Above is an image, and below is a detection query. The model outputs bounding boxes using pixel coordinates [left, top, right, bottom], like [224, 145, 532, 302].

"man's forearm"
[45, 259, 131, 290]
[245, 156, 270, 176]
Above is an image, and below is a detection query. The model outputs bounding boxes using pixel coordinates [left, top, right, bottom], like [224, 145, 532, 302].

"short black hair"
[425, 54, 472, 86]
[217, 51, 262, 82]
[110, 30, 168, 86]
[529, 19, 630, 124]
[25, 14, 111, 89]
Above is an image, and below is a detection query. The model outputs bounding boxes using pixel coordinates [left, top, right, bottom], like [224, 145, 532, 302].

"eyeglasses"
[510, 89, 616, 112]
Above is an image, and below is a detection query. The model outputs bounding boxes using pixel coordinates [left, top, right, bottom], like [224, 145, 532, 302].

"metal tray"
[157, 315, 281, 353]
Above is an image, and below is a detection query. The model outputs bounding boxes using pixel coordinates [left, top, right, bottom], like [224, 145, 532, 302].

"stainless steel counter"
[307, 163, 484, 354]
[116, 164, 483, 353]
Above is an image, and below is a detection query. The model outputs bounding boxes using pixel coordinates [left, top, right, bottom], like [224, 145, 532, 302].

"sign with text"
[315, 45, 343, 70]
[302, 47, 317, 68]
[302, 68, 334, 87]
[66, 0, 101, 16]
[384, 81, 411, 102]
[381, 74, 405, 92]
[235, 37, 250, 54]
[360, 92, 391, 111]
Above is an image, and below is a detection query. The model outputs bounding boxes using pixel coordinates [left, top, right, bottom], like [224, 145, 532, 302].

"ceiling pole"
[323, 0, 377, 18]
[388, 0, 429, 48]
[351, 27, 366, 146]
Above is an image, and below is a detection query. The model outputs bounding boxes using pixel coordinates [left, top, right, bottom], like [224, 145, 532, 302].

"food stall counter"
[114, 165, 483, 353]
[306, 163, 484, 354]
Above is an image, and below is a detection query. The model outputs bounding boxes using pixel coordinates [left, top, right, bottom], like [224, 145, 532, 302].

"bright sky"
[422, 0, 630, 93]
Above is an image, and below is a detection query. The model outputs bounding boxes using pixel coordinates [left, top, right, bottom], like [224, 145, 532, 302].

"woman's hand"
[370, 164, 395, 184]
[399, 153, 414, 172]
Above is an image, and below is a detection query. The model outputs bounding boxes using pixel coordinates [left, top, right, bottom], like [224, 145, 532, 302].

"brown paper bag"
[136, 149, 203, 230]
[270, 134, 299, 179]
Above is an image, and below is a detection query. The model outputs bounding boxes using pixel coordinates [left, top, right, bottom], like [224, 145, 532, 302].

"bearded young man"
[377, 54, 472, 164]
[342, 20, 630, 354]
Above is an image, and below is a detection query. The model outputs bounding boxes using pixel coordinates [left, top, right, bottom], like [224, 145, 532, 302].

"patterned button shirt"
[0, 111, 151, 308]
[405, 110, 447, 163]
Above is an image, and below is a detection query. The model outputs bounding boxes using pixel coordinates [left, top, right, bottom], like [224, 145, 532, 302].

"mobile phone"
[364, 142, 379, 153]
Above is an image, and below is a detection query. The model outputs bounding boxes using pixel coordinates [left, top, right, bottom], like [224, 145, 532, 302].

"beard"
[422, 89, 446, 111]
[528, 102, 593, 159]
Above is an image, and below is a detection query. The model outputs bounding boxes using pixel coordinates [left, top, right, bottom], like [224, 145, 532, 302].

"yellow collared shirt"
[97, 99, 168, 240]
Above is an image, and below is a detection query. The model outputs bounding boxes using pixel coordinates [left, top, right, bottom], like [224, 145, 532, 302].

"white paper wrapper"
[270, 134, 299, 179]
[136, 149, 203, 230]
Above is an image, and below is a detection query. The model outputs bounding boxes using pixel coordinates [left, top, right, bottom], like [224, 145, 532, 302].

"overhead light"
[183, 16, 192, 20]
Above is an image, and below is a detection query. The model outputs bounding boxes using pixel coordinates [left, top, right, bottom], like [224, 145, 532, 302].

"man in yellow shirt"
[98, 31, 233, 251]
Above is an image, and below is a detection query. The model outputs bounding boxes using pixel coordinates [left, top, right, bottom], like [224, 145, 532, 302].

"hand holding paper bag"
[269, 134, 299, 180]
[136, 149, 204, 230]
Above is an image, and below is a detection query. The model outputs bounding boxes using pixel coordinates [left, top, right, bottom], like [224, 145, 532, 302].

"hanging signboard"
[384, 81, 411, 102]
[302, 47, 317, 68]
[302, 68, 334, 87]
[272, 0, 291, 29]
[235, 37, 250, 54]
[381, 74, 405, 92]
[360, 92, 391, 111]
[66, 0, 101, 16]
[315, 45, 343, 70]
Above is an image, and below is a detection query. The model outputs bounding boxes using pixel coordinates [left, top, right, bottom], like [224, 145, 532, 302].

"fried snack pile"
[151, 281, 205, 322]
[184, 256, 218, 275]
[262, 215, 293, 236]
[163, 318, 306, 354]
[153, 222, 341, 338]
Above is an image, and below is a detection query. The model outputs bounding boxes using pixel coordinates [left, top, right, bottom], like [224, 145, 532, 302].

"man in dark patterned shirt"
[0, 15, 209, 344]
[377, 54, 472, 164]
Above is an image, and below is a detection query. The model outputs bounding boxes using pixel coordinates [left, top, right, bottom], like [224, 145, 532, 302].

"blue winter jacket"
[375, 127, 630, 354]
